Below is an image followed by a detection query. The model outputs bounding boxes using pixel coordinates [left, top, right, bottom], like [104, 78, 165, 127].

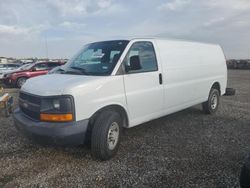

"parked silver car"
[0, 63, 21, 79]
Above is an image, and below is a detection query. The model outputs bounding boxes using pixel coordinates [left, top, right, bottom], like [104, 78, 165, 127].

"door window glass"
[8, 64, 19, 68]
[124, 42, 158, 73]
[34, 63, 48, 71]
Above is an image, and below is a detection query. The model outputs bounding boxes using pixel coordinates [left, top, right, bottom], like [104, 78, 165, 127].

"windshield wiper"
[58, 68, 66, 72]
[54, 67, 80, 75]
[69, 66, 89, 75]
[52, 67, 68, 74]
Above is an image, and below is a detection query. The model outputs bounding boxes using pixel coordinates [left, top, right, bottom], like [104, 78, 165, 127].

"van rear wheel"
[91, 110, 122, 160]
[202, 88, 220, 114]
[240, 156, 250, 188]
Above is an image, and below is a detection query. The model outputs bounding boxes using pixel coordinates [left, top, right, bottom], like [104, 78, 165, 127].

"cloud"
[59, 21, 86, 28]
[0, 24, 48, 39]
[205, 0, 250, 10]
[0, 25, 29, 35]
[45, 0, 117, 17]
[97, 0, 112, 8]
[203, 17, 225, 27]
[46, 0, 88, 17]
[158, 0, 191, 11]
[0, 0, 250, 59]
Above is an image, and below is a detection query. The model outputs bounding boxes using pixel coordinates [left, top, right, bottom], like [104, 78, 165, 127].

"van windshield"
[62, 40, 129, 76]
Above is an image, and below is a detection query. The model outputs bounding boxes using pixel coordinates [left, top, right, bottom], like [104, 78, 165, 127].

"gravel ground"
[0, 70, 250, 188]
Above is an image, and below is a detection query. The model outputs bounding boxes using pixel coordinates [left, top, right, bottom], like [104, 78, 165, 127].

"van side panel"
[155, 39, 227, 115]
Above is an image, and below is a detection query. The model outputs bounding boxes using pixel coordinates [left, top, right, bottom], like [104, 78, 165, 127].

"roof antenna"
[45, 34, 49, 60]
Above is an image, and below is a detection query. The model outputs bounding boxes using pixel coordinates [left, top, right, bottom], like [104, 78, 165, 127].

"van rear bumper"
[224, 88, 236, 96]
[13, 108, 89, 145]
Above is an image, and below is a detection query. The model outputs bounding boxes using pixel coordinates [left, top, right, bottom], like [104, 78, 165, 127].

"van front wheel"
[91, 110, 122, 160]
[202, 88, 220, 114]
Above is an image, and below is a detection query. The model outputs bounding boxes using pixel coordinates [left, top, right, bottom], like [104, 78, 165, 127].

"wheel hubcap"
[211, 94, 218, 110]
[107, 122, 119, 150]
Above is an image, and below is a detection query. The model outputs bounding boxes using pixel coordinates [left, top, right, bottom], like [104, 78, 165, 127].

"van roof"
[128, 37, 219, 46]
[93, 37, 219, 46]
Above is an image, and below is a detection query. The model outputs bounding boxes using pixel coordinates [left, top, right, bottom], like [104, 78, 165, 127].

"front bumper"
[13, 108, 89, 145]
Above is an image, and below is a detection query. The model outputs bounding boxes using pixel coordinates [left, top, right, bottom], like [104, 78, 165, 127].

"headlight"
[40, 96, 74, 122]
[52, 99, 60, 109]
[4, 74, 10, 78]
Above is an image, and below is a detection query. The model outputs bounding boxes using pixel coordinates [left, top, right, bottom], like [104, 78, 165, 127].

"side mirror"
[32, 67, 37, 71]
[126, 55, 142, 72]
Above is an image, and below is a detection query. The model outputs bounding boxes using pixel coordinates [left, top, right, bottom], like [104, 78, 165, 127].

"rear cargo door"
[122, 41, 164, 126]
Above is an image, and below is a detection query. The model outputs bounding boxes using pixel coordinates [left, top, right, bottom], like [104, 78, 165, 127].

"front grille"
[19, 92, 41, 121]
[19, 92, 41, 104]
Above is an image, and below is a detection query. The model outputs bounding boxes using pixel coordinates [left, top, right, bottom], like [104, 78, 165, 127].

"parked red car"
[3, 61, 64, 88]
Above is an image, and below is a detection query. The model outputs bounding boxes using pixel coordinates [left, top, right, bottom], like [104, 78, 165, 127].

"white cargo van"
[14, 38, 228, 160]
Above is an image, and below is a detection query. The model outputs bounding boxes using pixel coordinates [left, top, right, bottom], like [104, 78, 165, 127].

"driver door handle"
[159, 73, 163, 85]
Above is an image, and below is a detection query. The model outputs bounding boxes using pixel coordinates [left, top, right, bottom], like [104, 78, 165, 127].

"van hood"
[21, 74, 104, 96]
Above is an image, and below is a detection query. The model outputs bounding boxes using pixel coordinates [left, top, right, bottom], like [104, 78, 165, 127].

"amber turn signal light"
[40, 113, 73, 122]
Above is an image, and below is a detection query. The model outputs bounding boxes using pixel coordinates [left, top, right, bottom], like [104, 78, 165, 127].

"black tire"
[5, 107, 10, 117]
[202, 88, 220, 114]
[8, 105, 13, 115]
[240, 157, 250, 188]
[4, 103, 12, 117]
[225, 88, 236, 96]
[16, 77, 27, 88]
[91, 110, 122, 160]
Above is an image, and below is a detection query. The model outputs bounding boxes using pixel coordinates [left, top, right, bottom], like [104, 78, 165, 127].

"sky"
[0, 0, 250, 59]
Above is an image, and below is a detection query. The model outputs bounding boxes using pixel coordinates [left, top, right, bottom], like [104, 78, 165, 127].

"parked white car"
[14, 38, 228, 160]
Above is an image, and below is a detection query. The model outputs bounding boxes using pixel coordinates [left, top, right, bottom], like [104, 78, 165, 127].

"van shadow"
[124, 105, 203, 133]
[18, 105, 203, 160]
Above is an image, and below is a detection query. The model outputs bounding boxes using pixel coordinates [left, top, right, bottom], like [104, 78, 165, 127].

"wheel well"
[15, 77, 28, 85]
[17, 76, 28, 80]
[89, 105, 129, 128]
[84, 105, 129, 146]
[16, 76, 28, 82]
[212, 82, 221, 95]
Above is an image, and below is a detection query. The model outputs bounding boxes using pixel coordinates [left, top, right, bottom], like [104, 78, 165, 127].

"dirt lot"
[0, 70, 250, 188]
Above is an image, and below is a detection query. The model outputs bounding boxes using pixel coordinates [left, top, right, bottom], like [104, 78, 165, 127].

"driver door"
[122, 41, 164, 126]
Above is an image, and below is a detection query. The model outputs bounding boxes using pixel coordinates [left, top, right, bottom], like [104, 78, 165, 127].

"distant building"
[0, 57, 8, 64]
[19, 59, 35, 64]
